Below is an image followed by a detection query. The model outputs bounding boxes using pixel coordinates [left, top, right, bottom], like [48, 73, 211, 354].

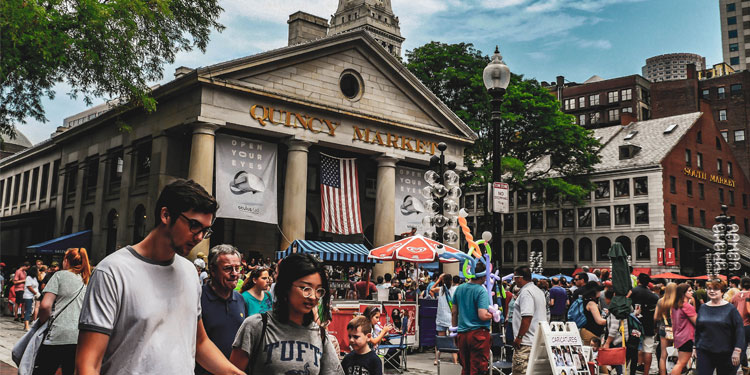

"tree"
[0, 0, 225, 138]
[405, 41, 601, 204]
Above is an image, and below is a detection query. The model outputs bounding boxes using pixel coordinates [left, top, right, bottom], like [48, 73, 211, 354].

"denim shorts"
[436, 324, 450, 333]
[24, 298, 34, 321]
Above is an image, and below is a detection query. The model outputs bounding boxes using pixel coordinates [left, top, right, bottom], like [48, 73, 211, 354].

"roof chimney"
[288, 11, 329, 46]
[686, 63, 696, 80]
[621, 111, 637, 126]
[174, 66, 192, 79]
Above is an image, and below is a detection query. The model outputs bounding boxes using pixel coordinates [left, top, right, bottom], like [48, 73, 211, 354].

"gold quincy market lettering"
[250, 105, 340, 136]
[352, 126, 437, 155]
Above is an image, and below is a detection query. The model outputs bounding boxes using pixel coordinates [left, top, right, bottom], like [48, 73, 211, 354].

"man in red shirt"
[355, 270, 377, 300]
[13, 261, 30, 321]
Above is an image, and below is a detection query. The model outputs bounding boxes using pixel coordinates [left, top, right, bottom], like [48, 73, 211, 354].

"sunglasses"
[179, 213, 214, 238]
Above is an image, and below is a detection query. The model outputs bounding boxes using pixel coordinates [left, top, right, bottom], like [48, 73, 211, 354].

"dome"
[1, 128, 33, 153]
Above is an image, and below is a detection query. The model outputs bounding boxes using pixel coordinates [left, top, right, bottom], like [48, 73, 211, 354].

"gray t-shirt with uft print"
[79, 246, 201, 375]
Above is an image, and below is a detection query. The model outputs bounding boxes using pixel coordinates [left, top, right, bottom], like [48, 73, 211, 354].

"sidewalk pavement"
[0, 314, 451, 375]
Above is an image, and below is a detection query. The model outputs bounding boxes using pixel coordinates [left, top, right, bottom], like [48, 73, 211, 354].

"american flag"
[320, 153, 362, 234]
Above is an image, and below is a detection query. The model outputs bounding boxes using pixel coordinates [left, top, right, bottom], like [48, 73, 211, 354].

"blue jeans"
[696, 348, 739, 375]
[23, 298, 34, 322]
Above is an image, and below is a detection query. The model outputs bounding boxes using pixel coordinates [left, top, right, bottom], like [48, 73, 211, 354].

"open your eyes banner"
[394, 166, 428, 235]
[215, 134, 278, 224]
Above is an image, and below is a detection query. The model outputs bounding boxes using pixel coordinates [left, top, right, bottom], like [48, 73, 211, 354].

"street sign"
[492, 182, 509, 213]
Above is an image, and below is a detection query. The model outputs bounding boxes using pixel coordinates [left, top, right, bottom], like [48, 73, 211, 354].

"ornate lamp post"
[421, 142, 461, 249]
[711, 205, 741, 277]
[483, 46, 511, 272]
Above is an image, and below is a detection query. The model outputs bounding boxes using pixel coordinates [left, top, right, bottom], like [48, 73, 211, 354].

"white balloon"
[481, 231, 492, 242]
[459, 208, 468, 218]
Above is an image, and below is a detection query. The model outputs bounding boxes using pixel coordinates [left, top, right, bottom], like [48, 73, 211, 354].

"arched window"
[518, 240, 528, 262]
[616, 236, 632, 258]
[579, 238, 592, 262]
[531, 239, 543, 260]
[547, 239, 560, 261]
[64, 216, 73, 235]
[563, 238, 574, 261]
[84, 212, 94, 230]
[133, 204, 146, 243]
[636, 235, 651, 260]
[106, 209, 118, 255]
[504, 241, 514, 263]
[596, 236, 612, 261]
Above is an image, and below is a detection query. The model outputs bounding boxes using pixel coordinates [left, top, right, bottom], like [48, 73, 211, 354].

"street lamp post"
[711, 205, 741, 278]
[483, 46, 510, 272]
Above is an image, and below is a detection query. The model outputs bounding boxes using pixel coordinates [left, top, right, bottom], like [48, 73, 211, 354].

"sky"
[18, 0, 722, 145]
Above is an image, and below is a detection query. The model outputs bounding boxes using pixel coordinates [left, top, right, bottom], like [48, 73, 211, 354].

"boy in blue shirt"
[342, 315, 382, 375]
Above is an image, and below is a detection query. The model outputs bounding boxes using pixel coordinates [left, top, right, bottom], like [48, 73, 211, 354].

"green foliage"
[0, 0, 224, 138]
[405, 41, 601, 204]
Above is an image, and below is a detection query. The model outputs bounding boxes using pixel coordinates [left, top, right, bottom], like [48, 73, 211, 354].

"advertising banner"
[394, 166, 428, 235]
[665, 248, 676, 266]
[214, 134, 278, 223]
[657, 248, 664, 266]
[527, 322, 591, 375]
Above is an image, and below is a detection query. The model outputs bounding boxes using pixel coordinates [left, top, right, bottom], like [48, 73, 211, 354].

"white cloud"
[220, 0, 338, 23]
[578, 39, 612, 49]
[480, 0, 528, 9]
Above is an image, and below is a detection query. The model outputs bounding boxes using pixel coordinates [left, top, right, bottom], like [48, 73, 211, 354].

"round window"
[339, 71, 363, 100]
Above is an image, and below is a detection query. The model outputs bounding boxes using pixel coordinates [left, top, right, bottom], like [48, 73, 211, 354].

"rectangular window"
[579, 97, 585, 108]
[21, 170, 29, 204]
[40, 164, 49, 200]
[590, 112, 601, 124]
[579, 114, 586, 125]
[728, 16, 738, 25]
[83, 156, 99, 201]
[718, 87, 726, 99]
[563, 209, 575, 227]
[596, 206, 611, 227]
[614, 205, 630, 225]
[669, 176, 676, 193]
[50, 160, 60, 196]
[134, 139, 152, 181]
[729, 29, 739, 38]
[64, 163, 78, 204]
[531, 190, 543, 204]
[30, 168, 38, 202]
[589, 94, 600, 106]
[546, 210, 559, 228]
[730, 43, 740, 52]
[504, 214, 514, 232]
[687, 180, 693, 196]
[697, 152, 703, 169]
[719, 109, 727, 121]
[688, 208, 694, 225]
[609, 109, 620, 122]
[731, 56, 740, 65]
[12, 174, 20, 204]
[517, 190, 528, 206]
[697, 131, 702, 144]
[685, 149, 691, 166]
[736, 130, 746, 142]
[719, 188, 725, 203]
[728, 162, 733, 177]
[700, 210, 706, 227]
[578, 207, 591, 227]
[608, 91, 619, 103]
[731, 83, 742, 93]
[729, 190, 735, 205]
[517, 212, 528, 230]
[634, 203, 649, 224]
[727, 3, 736, 11]
[622, 106, 633, 113]
[717, 159, 723, 174]
[699, 183, 705, 199]
[564, 99, 573, 110]
[670, 204, 677, 223]
[477, 194, 486, 212]
[613, 179, 629, 197]
[531, 211, 543, 229]
[621, 89, 632, 101]
[634, 177, 648, 195]
[743, 193, 748, 208]
[107, 149, 124, 195]
[595, 181, 610, 199]
[702, 89, 710, 99]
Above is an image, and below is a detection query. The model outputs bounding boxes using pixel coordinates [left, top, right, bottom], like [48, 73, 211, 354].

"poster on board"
[394, 166, 429, 235]
[527, 322, 591, 375]
[214, 134, 278, 224]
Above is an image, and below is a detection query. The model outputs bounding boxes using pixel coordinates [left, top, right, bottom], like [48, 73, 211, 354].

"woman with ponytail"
[34, 247, 91, 375]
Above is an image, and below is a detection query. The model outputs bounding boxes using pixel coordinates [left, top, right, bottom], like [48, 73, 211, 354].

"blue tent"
[502, 273, 548, 282]
[550, 273, 573, 282]
[27, 230, 92, 255]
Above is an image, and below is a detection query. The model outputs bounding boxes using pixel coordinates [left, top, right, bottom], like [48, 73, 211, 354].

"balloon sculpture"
[438, 209, 504, 335]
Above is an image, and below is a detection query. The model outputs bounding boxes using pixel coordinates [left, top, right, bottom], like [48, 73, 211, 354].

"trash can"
[418, 298, 437, 348]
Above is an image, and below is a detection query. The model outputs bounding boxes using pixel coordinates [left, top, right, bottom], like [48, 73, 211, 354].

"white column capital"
[286, 139, 312, 153]
[191, 122, 220, 136]
[375, 154, 402, 168]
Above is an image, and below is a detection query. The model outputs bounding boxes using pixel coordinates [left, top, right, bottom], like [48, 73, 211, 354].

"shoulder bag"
[597, 320, 626, 366]
[663, 315, 673, 340]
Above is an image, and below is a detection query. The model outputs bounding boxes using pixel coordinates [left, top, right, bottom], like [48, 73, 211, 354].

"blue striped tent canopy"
[276, 240, 379, 264]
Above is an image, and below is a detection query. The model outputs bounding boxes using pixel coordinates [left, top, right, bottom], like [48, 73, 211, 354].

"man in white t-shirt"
[76, 179, 244, 375]
[512, 265, 548, 375]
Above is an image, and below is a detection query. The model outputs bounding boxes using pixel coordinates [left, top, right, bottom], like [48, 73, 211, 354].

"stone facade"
[642, 53, 706, 82]
[719, 0, 750, 71]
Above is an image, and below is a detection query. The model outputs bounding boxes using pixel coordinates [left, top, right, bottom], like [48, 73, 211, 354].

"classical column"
[280, 140, 311, 251]
[187, 123, 219, 260]
[373, 156, 397, 277]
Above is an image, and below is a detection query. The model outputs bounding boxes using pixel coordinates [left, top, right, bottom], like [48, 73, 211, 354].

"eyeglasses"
[221, 266, 242, 274]
[179, 213, 214, 239]
[294, 284, 326, 299]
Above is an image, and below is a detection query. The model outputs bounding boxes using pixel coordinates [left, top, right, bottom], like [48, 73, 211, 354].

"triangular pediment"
[197, 31, 476, 142]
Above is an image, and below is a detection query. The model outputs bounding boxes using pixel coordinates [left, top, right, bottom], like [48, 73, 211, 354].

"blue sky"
[18, 0, 722, 144]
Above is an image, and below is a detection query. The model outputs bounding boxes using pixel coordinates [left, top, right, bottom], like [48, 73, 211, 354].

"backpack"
[567, 296, 588, 327]
[625, 313, 644, 350]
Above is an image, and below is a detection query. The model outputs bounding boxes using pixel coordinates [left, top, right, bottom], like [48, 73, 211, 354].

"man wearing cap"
[512, 265, 548, 375]
[628, 273, 659, 375]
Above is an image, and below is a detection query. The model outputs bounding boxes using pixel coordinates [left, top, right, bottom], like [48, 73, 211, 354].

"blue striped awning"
[276, 240, 379, 264]
[27, 230, 92, 255]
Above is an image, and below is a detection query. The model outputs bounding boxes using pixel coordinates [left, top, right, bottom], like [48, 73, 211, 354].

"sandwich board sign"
[527, 322, 591, 375]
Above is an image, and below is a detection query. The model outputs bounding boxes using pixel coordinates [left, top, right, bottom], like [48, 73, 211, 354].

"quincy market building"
[0, 9, 476, 269]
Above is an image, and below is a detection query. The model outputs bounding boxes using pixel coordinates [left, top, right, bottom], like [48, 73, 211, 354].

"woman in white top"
[431, 273, 458, 365]
[23, 266, 40, 331]
[35, 248, 91, 375]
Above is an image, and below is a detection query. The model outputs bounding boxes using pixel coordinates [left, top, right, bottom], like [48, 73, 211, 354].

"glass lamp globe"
[483, 46, 511, 91]
[424, 170, 439, 185]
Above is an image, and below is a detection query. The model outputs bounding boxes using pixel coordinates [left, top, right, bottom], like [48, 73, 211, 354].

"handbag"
[12, 284, 85, 374]
[663, 316, 673, 340]
[598, 320, 627, 366]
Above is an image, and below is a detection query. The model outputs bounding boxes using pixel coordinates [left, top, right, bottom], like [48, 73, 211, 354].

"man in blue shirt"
[549, 277, 567, 322]
[196, 245, 247, 375]
[451, 262, 492, 375]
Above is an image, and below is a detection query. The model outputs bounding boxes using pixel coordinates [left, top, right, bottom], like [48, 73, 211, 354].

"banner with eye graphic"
[215, 134, 278, 224]
[394, 166, 429, 235]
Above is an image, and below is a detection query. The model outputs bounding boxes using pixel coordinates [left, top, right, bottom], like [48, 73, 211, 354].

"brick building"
[651, 66, 750, 178]
[472, 108, 750, 275]
[545, 74, 651, 128]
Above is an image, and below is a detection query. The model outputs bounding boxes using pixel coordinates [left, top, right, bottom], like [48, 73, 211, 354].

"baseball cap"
[51, 261, 60, 267]
[194, 258, 206, 269]
[0, 262, 5, 267]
